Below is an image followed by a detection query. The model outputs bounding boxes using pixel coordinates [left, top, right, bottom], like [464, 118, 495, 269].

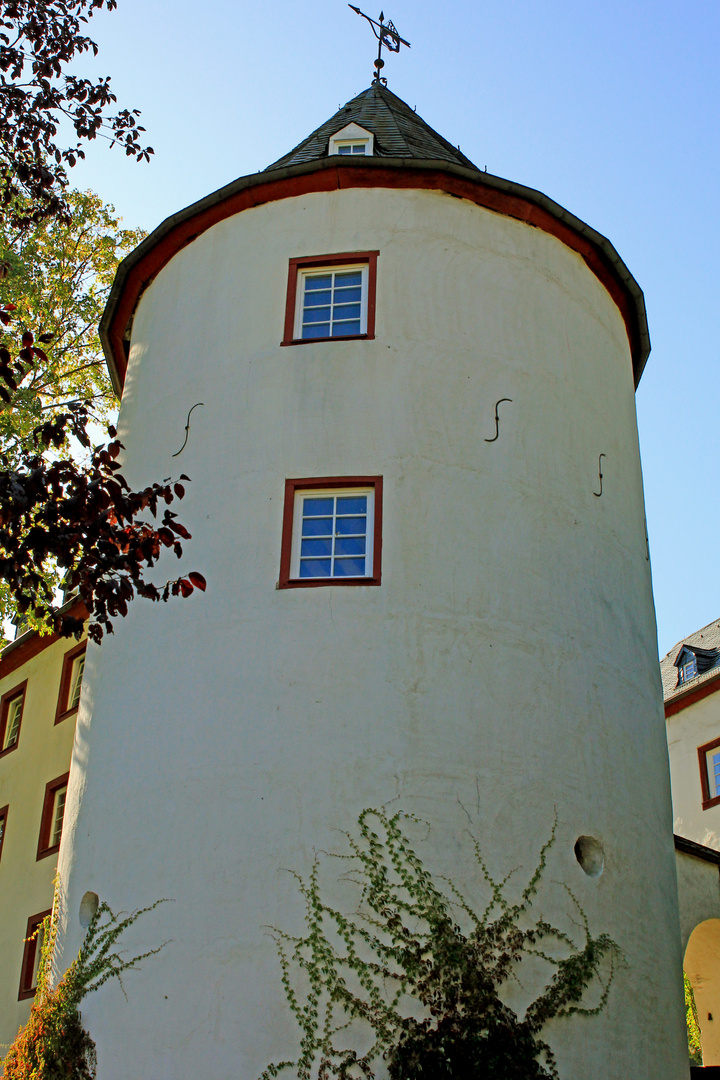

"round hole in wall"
[574, 836, 604, 877]
[79, 891, 99, 928]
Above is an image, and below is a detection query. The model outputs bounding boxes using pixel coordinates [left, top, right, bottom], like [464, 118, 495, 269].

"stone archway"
[685, 919, 720, 1065]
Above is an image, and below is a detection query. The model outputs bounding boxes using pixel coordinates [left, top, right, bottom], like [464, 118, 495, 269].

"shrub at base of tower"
[260, 809, 622, 1080]
[2, 888, 169, 1080]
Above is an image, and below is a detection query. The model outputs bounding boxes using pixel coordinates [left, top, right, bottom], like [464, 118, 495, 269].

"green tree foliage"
[0, 188, 144, 461]
[0, 0, 152, 225]
[261, 809, 621, 1080]
[0, 189, 204, 645]
[0, 1, 203, 644]
[685, 971, 702, 1065]
[2, 886, 168, 1079]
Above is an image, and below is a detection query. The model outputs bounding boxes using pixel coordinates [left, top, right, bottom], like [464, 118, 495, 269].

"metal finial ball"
[374, 57, 384, 68]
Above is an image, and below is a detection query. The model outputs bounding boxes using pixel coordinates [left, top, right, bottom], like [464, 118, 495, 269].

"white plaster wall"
[57, 186, 686, 1079]
[668, 691, 720, 848]
[675, 850, 720, 954]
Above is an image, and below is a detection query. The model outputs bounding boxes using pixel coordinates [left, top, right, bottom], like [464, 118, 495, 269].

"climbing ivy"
[260, 809, 621, 1080]
[685, 972, 702, 1066]
[2, 885, 168, 1079]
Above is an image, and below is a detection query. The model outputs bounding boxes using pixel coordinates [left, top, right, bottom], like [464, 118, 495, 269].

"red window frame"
[18, 908, 52, 1000]
[0, 804, 8, 863]
[279, 476, 383, 590]
[0, 680, 27, 758]
[698, 736, 720, 810]
[37, 772, 70, 860]
[281, 251, 379, 346]
[55, 640, 86, 724]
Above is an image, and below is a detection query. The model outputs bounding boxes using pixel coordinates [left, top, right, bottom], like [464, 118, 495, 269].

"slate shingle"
[266, 84, 476, 171]
[661, 619, 720, 700]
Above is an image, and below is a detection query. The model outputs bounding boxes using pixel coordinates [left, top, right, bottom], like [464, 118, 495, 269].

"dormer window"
[675, 644, 720, 686]
[337, 143, 367, 156]
[328, 123, 374, 158]
[680, 658, 698, 683]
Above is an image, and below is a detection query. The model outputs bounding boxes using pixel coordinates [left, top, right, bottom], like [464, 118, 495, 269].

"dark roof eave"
[674, 833, 720, 866]
[100, 155, 650, 397]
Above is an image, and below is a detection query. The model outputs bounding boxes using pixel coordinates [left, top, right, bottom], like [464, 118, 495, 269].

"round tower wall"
[58, 185, 685, 1079]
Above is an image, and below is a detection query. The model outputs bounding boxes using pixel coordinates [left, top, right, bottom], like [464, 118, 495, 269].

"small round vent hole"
[574, 836, 604, 877]
[79, 891, 99, 928]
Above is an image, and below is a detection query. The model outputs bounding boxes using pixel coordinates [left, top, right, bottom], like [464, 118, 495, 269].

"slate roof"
[266, 84, 477, 171]
[660, 618, 720, 702]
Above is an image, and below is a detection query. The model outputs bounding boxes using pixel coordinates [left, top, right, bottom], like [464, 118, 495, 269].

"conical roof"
[266, 84, 477, 171]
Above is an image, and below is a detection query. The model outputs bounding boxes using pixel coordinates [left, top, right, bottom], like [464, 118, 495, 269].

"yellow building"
[662, 618, 720, 1067]
[0, 601, 86, 1055]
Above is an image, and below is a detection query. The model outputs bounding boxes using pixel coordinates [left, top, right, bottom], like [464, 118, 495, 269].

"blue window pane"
[333, 558, 366, 576]
[302, 517, 333, 536]
[304, 289, 332, 306]
[333, 286, 362, 303]
[337, 146, 351, 154]
[305, 275, 332, 291]
[335, 271, 362, 287]
[303, 497, 334, 516]
[301, 538, 332, 557]
[300, 559, 331, 577]
[334, 536, 366, 556]
[352, 145, 366, 154]
[336, 496, 367, 514]
[304, 306, 332, 323]
[332, 303, 362, 320]
[302, 324, 330, 339]
[332, 321, 361, 337]
[336, 515, 366, 535]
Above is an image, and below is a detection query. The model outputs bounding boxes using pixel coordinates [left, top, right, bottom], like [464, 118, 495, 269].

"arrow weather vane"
[348, 6, 410, 84]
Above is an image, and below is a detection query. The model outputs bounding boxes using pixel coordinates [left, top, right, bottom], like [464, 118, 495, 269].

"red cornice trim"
[0, 600, 87, 680]
[106, 166, 641, 391]
[665, 672, 720, 718]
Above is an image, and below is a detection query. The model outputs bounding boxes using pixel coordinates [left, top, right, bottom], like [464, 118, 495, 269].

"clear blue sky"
[69, 0, 720, 657]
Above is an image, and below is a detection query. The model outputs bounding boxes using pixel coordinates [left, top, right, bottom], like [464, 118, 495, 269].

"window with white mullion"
[336, 143, 367, 155]
[69, 656, 85, 710]
[705, 748, 720, 800]
[293, 489, 373, 579]
[51, 785, 67, 848]
[4, 695, 23, 749]
[298, 265, 368, 340]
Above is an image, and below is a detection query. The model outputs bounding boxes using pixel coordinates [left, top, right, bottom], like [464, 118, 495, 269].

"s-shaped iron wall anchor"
[593, 453, 606, 497]
[484, 398, 513, 443]
[172, 402, 204, 458]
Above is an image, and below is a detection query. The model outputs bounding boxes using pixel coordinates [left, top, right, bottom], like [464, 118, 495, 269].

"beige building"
[0, 602, 86, 1054]
[662, 619, 720, 1067]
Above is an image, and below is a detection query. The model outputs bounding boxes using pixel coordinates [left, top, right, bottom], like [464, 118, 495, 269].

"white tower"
[58, 85, 686, 1078]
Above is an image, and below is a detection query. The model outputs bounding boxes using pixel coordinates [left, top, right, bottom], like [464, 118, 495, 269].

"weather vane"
[348, 6, 410, 84]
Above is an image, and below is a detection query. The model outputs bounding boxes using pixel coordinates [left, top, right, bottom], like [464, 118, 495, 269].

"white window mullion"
[295, 263, 368, 341]
[291, 487, 374, 580]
